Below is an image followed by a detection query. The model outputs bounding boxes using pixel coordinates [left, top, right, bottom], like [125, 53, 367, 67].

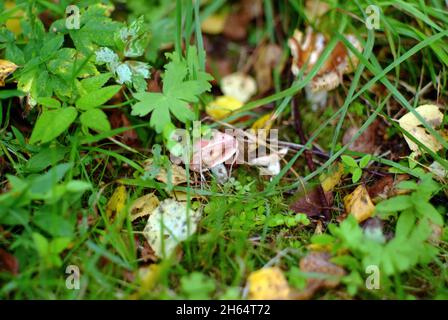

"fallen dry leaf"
[289, 186, 333, 217]
[254, 44, 282, 94]
[143, 199, 201, 258]
[206, 95, 243, 120]
[319, 162, 344, 192]
[0, 59, 18, 87]
[305, 0, 330, 21]
[367, 174, 410, 203]
[343, 185, 375, 222]
[292, 252, 345, 300]
[251, 112, 274, 131]
[144, 160, 188, 186]
[220, 72, 257, 103]
[130, 193, 160, 222]
[398, 104, 444, 154]
[342, 120, 382, 154]
[201, 12, 228, 35]
[106, 185, 127, 218]
[247, 267, 291, 300]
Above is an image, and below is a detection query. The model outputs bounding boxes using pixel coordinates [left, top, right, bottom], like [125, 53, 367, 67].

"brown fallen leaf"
[0, 248, 19, 275]
[291, 252, 345, 300]
[247, 267, 291, 300]
[367, 174, 410, 203]
[289, 186, 333, 217]
[343, 185, 375, 222]
[0, 59, 18, 87]
[342, 120, 382, 154]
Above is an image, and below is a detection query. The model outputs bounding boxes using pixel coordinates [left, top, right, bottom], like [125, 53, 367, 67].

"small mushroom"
[189, 131, 239, 183]
[288, 28, 362, 110]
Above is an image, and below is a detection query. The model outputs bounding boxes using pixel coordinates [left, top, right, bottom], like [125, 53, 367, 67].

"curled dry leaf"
[143, 199, 201, 258]
[247, 267, 291, 300]
[144, 160, 188, 186]
[398, 104, 444, 154]
[190, 131, 238, 172]
[220, 72, 257, 103]
[206, 95, 243, 120]
[292, 252, 345, 300]
[0, 59, 18, 87]
[130, 193, 160, 222]
[343, 185, 375, 222]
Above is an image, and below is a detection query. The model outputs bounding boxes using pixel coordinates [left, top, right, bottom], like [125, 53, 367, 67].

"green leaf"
[376, 195, 413, 212]
[76, 85, 121, 110]
[80, 73, 112, 92]
[30, 107, 78, 144]
[352, 167, 362, 183]
[80, 109, 111, 132]
[341, 155, 358, 168]
[32, 233, 49, 257]
[131, 52, 212, 133]
[37, 97, 61, 109]
[359, 155, 372, 168]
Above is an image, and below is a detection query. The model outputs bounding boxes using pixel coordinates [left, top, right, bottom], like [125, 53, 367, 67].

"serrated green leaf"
[375, 195, 413, 212]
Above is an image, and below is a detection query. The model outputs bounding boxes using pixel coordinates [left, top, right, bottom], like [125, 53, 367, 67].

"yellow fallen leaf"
[319, 162, 344, 192]
[169, 190, 206, 202]
[201, 12, 228, 35]
[130, 264, 162, 299]
[247, 267, 290, 300]
[0, 59, 18, 87]
[343, 185, 375, 222]
[398, 104, 444, 154]
[106, 185, 127, 218]
[206, 95, 243, 120]
[130, 193, 160, 222]
[251, 112, 274, 131]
